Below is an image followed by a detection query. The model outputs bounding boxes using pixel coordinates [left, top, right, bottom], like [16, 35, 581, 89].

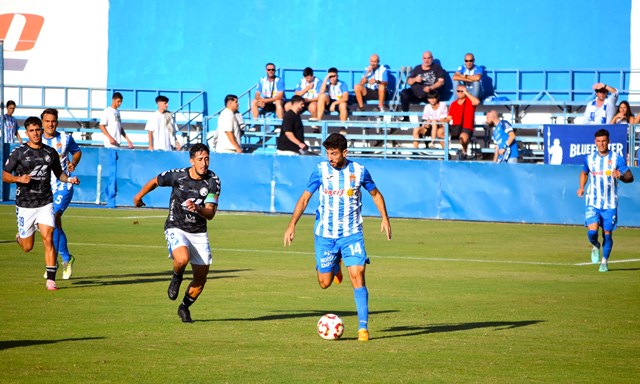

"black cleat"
[167, 275, 183, 301]
[178, 304, 193, 323]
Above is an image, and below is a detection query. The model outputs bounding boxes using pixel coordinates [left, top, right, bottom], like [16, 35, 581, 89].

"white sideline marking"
[66, 242, 640, 267]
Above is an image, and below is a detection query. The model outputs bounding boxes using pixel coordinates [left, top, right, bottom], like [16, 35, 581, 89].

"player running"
[133, 143, 221, 323]
[577, 128, 634, 272]
[3, 116, 80, 290]
[284, 133, 392, 341]
[42, 108, 82, 279]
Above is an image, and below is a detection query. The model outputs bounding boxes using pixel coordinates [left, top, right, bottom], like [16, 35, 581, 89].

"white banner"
[1, 0, 108, 88]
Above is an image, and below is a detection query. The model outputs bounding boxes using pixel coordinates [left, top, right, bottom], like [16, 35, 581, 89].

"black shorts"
[364, 88, 384, 100]
[260, 102, 277, 113]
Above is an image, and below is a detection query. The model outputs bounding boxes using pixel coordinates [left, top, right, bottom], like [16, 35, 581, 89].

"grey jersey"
[157, 167, 221, 233]
[3, 144, 62, 208]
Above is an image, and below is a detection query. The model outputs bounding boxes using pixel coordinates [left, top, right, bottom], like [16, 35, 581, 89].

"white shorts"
[164, 228, 212, 265]
[16, 203, 55, 238]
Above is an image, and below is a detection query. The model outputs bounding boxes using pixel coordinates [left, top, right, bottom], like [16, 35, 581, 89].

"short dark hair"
[290, 95, 304, 105]
[41, 108, 58, 119]
[323, 133, 347, 151]
[190, 143, 210, 158]
[6, 100, 16, 108]
[112, 92, 123, 100]
[155, 95, 169, 103]
[595, 129, 609, 138]
[328, 67, 338, 74]
[24, 116, 42, 129]
[303, 67, 314, 77]
[224, 94, 238, 106]
[266, 62, 275, 68]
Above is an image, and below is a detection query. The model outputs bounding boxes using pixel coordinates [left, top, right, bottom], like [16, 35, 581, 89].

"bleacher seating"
[4, 84, 207, 147]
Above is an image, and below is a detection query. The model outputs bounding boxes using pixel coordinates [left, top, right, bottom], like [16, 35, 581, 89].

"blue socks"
[587, 230, 600, 249]
[602, 233, 613, 261]
[53, 227, 71, 263]
[354, 286, 368, 330]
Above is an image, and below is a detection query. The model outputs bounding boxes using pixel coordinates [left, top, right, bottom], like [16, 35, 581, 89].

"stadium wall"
[5, 148, 639, 227]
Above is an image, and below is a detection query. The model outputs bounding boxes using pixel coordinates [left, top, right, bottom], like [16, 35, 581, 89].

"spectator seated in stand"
[353, 54, 388, 112]
[452, 53, 484, 100]
[447, 84, 480, 159]
[251, 62, 285, 125]
[315, 67, 350, 123]
[583, 83, 618, 124]
[413, 91, 448, 150]
[285, 67, 321, 120]
[611, 101, 635, 124]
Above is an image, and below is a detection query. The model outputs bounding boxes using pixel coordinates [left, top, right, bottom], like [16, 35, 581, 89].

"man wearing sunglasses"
[251, 63, 285, 122]
[452, 53, 484, 99]
[583, 83, 618, 124]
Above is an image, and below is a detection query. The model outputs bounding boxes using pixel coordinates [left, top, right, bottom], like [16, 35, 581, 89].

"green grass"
[1, 205, 639, 383]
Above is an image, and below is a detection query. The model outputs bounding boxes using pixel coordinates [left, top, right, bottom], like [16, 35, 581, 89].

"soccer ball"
[317, 314, 344, 340]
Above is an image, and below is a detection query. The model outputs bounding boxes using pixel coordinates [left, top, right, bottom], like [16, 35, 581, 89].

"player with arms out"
[133, 143, 221, 323]
[577, 129, 634, 272]
[284, 133, 392, 341]
[2, 116, 80, 290]
[42, 108, 82, 279]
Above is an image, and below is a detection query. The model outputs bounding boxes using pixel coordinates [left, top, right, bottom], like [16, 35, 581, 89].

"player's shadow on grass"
[68, 269, 251, 288]
[609, 267, 640, 272]
[201, 309, 399, 323]
[377, 320, 545, 339]
[0, 337, 106, 351]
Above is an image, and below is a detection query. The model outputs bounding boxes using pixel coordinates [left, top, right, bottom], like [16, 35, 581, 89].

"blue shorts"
[53, 189, 74, 215]
[314, 232, 370, 273]
[585, 206, 618, 232]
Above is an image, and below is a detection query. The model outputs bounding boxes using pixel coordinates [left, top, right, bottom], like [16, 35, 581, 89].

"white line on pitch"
[67, 242, 620, 266]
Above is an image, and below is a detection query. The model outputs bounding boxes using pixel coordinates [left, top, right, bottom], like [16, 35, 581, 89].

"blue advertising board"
[543, 124, 628, 165]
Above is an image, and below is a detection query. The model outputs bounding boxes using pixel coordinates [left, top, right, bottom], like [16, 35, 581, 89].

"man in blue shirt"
[284, 133, 391, 341]
[452, 53, 484, 99]
[577, 129, 634, 272]
[486, 110, 518, 163]
[251, 63, 285, 120]
[315, 68, 350, 122]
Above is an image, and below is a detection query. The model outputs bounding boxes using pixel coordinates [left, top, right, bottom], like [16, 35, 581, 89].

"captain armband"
[205, 193, 219, 205]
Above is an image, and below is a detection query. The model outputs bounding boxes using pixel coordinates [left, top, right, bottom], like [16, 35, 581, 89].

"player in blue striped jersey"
[284, 133, 391, 341]
[42, 108, 82, 280]
[577, 129, 634, 272]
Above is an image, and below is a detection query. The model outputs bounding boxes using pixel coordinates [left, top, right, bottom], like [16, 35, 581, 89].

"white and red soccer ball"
[317, 314, 344, 340]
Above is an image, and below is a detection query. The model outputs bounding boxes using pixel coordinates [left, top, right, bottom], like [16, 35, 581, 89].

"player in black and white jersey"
[133, 143, 221, 323]
[2, 116, 80, 291]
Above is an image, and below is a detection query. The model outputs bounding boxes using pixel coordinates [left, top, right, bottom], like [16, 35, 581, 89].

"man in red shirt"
[448, 84, 480, 159]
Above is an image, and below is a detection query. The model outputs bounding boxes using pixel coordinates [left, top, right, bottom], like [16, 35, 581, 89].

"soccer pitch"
[1, 205, 639, 384]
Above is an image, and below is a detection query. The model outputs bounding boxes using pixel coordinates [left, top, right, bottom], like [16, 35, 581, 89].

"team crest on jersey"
[199, 187, 208, 196]
[44, 155, 51, 163]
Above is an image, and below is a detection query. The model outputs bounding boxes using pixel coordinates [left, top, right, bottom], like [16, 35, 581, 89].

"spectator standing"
[486, 110, 518, 163]
[133, 143, 221, 322]
[2, 116, 80, 291]
[577, 129, 634, 272]
[315, 68, 350, 122]
[452, 53, 484, 99]
[610, 101, 635, 124]
[215, 95, 243, 154]
[283, 133, 391, 342]
[286, 67, 321, 119]
[583, 83, 618, 124]
[277, 95, 308, 155]
[448, 85, 480, 158]
[3, 100, 21, 144]
[251, 63, 285, 121]
[354, 54, 388, 111]
[41, 108, 82, 280]
[413, 91, 448, 149]
[400, 51, 446, 119]
[146, 95, 181, 151]
[99, 92, 135, 148]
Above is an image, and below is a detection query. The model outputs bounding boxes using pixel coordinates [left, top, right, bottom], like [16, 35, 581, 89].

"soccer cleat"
[62, 255, 75, 280]
[358, 328, 369, 342]
[333, 261, 343, 285]
[167, 275, 183, 301]
[599, 262, 608, 273]
[591, 246, 600, 264]
[46, 279, 59, 291]
[178, 304, 193, 323]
